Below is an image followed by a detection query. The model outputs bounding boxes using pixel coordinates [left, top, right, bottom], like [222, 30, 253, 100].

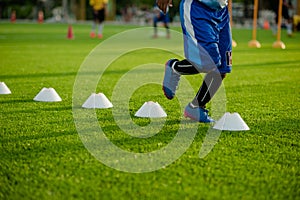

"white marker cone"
[0, 82, 11, 94]
[82, 93, 113, 109]
[135, 101, 167, 118]
[33, 87, 62, 102]
[213, 112, 250, 131]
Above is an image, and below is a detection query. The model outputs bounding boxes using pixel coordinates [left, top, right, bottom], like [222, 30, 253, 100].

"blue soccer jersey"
[180, 0, 232, 74]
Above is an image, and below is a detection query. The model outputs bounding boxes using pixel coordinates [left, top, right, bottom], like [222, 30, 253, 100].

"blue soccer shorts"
[180, 0, 232, 74]
[154, 12, 170, 25]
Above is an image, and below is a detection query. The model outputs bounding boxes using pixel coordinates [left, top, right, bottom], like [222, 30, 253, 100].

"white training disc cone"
[82, 93, 113, 109]
[213, 112, 250, 131]
[33, 87, 62, 102]
[0, 82, 11, 94]
[135, 101, 167, 118]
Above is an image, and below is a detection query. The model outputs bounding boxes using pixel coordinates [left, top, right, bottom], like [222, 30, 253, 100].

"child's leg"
[98, 23, 104, 35]
[91, 10, 98, 33]
[153, 16, 159, 37]
[173, 59, 199, 75]
[91, 20, 96, 32]
[164, 22, 170, 38]
[97, 9, 105, 37]
[191, 71, 226, 107]
[179, 1, 232, 122]
[192, 7, 232, 108]
[286, 20, 293, 35]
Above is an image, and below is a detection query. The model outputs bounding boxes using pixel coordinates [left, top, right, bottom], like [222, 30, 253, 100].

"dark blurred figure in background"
[153, 5, 170, 38]
[90, 0, 108, 39]
[274, 0, 294, 36]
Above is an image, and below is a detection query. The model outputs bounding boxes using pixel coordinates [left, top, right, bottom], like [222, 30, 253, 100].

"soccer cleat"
[90, 32, 96, 38]
[162, 59, 180, 100]
[98, 34, 103, 39]
[184, 103, 214, 123]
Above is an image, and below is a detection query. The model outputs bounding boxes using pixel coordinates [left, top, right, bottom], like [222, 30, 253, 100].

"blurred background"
[0, 0, 299, 31]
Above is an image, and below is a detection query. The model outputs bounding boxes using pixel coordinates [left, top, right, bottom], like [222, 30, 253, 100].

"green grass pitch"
[0, 22, 299, 199]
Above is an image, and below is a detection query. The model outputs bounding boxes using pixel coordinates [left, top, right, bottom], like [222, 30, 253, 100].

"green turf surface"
[0, 22, 299, 199]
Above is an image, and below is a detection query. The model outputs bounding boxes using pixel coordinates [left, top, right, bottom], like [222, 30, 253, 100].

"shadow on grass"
[237, 60, 300, 68]
[0, 67, 151, 80]
[0, 72, 77, 79]
[1, 129, 78, 144]
[0, 71, 102, 79]
[1, 105, 72, 114]
[0, 99, 34, 104]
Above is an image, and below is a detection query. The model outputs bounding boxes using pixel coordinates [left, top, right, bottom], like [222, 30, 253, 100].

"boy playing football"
[157, 0, 232, 122]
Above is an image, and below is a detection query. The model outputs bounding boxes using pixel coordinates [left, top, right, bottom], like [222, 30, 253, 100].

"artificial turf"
[0, 22, 299, 199]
